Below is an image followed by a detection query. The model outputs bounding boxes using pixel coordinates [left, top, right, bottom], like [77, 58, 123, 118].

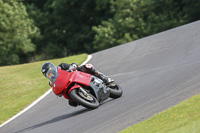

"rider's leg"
[94, 71, 109, 84]
[78, 64, 109, 84]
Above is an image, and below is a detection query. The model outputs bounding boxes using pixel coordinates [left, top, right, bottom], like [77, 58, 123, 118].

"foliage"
[1, 0, 200, 65]
[0, 0, 39, 66]
[92, 0, 190, 51]
[182, 0, 200, 22]
[23, 0, 112, 60]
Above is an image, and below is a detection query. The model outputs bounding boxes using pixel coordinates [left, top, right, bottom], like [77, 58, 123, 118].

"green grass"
[0, 54, 88, 125]
[120, 94, 200, 133]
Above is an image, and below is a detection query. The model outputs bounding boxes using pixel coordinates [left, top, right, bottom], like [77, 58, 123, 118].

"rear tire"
[69, 88, 99, 109]
[108, 82, 123, 98]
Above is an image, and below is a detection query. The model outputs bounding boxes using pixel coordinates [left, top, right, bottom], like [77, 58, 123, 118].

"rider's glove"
[69, 63, 78, 72]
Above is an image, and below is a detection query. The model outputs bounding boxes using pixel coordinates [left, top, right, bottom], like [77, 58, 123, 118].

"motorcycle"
[49, 66, 123, 109]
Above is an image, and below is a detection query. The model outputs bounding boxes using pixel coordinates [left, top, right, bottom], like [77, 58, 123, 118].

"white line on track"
[0, 55, 92, 128]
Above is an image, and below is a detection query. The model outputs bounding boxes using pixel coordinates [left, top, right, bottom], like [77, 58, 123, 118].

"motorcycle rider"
[41, 62, 110, 107]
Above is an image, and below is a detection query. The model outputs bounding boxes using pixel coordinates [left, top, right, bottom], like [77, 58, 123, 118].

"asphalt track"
[1, 21, 200, 133]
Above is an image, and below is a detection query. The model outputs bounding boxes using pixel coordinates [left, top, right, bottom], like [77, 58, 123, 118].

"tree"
[24, 0, 113, 60]
[23, 0, 200, 61]
[182, 0, 200, 22]
[92, 0, 190, 51]
[0, 0, 39, 65]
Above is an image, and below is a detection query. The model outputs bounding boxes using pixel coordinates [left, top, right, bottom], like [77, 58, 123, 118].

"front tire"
[108, 82, 123, 98]
[69, 88, 99, 109]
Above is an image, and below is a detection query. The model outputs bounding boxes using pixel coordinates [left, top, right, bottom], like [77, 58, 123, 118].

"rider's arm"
[58, 63, 71, 70]
[76, 65, 84, 71]
[77, 64, 95, 75]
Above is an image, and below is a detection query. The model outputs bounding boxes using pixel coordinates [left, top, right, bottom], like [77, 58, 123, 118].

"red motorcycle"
[49, 66, 123, 109]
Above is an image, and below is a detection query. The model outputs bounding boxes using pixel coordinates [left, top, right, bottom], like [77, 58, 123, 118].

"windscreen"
[46, 66, 59, 84]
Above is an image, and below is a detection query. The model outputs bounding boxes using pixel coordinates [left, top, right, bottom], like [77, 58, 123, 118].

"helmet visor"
[45, 66, 58, 83]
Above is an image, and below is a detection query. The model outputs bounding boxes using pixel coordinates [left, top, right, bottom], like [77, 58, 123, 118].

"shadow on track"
[100, 98, 115, 106]
[15, 108, 90, 133]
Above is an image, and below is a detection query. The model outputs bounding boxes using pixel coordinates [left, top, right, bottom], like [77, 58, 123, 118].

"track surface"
[1, 21, 200, 133]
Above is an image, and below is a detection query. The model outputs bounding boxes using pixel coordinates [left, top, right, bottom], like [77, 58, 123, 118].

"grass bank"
[0, 54, 88, 125]
[120, 94, 200, 133]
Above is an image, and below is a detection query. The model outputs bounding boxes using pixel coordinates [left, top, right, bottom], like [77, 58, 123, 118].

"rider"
[41, 62, 109, 107]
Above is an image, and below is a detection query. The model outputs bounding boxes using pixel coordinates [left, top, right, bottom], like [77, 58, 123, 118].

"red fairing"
[52, 67, 92, 99]
[52, 67, 69, 95]
[67, 85, 81, 95]
[69, 71, 91, 86]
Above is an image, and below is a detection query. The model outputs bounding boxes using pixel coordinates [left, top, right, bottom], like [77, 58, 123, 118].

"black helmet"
[41, 62, 55, 77]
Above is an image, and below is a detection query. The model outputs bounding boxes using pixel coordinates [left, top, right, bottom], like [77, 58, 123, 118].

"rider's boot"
[95, 71, 109, 84]
[68, 100, 78, 107]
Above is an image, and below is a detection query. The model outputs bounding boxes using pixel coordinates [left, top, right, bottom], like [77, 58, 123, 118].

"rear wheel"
[108, 82, 123, 98]
[69, 88, 99, 109]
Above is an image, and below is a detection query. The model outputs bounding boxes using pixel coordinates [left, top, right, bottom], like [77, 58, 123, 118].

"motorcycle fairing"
[52, 67, 69, 95]
[62, 84, 81, 100]
[89, 76, 110, 103]
[69, 71, 91, 86]
[52, 67, 92, 97]
[52, 67, 110, 103]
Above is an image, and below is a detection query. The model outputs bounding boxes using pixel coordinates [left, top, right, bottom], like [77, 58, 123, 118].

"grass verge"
[0, 54, 87, 125]
[120, 94, 200, 133]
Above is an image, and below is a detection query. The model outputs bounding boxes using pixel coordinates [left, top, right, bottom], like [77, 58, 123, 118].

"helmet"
[41, 62, 58, 83]
[41, 62, 55, 77]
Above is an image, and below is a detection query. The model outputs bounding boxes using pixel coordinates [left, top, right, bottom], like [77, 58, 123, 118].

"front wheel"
[69, 88, 99, 109]
[108, 82, 123, 98]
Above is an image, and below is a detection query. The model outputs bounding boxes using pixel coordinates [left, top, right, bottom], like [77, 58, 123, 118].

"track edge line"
[0, 54, 92, 128]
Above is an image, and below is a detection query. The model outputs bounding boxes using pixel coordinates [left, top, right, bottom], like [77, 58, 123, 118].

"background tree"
[24, 0, 113, 60]
[0, 0, 39, 65]
[23, 0, 200, 61]
[92, 0, 188, 51]
[182, 0, 200, 22]
[1, 0, 200, 65]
